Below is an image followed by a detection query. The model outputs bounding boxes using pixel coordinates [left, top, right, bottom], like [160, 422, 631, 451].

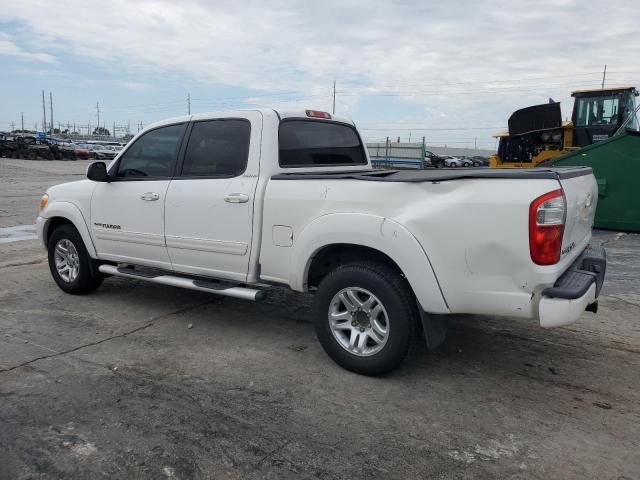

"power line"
[359, 126, 505, 131]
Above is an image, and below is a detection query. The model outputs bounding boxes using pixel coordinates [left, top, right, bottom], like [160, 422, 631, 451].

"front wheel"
[48, 225, 103, 295]
[313, 262, 416, 376]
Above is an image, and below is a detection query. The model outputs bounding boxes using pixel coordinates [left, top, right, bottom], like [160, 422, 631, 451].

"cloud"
[0, 32, 57, 63]
[2, 0, 639, 145]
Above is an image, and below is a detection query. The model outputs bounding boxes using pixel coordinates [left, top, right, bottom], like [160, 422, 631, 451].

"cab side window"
[181, 119, 251, 177]
[115, 123, 185, 179]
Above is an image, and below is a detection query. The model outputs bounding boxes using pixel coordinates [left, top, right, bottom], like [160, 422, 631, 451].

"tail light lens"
[529, 189, 565, 265]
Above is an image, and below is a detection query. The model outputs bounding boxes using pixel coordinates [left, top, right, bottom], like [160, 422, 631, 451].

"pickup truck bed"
[272, 166, 592, 182]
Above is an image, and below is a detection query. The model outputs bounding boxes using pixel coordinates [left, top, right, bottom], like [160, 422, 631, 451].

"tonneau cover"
[271, 167, 592, 182]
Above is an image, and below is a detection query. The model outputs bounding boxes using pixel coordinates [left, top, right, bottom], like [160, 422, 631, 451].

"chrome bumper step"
[98, 264, 266, 301]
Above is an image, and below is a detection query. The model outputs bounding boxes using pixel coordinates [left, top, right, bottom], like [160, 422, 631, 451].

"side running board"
[98, 265, 266, 301]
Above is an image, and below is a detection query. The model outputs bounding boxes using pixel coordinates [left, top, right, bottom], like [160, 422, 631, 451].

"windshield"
[573, 92, 636, 128]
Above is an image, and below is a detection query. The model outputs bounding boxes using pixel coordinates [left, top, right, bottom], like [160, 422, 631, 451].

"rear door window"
[180, 119, 251, 177]
[279, 120, 366, 167]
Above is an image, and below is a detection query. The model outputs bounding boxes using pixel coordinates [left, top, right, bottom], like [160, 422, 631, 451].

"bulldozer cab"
[571, 86, 638, 147]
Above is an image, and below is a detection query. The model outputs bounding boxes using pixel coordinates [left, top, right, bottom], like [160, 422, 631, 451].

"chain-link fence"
[367, 140, 425, 169]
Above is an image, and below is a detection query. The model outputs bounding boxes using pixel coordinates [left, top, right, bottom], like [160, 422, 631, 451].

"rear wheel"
[313, 262, 416, 376]
[48, 225, 103, 295]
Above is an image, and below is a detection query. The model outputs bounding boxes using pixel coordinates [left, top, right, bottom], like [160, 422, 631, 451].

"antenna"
[332, 80, 336, 115]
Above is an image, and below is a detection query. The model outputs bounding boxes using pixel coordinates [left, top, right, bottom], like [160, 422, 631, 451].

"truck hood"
[46, 179, 96, 201]
[508, 102, 562, 135]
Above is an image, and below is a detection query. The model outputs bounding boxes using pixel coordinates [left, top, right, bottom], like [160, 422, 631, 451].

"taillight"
[305, 110, 331, 119]
[529, 189, 565, 265]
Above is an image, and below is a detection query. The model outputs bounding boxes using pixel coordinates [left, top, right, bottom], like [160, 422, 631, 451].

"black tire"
[48, 225, 103, 295]
[313, 262, 417, 376]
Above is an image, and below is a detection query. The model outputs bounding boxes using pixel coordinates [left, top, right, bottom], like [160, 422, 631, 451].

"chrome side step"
[98, 264, 266, 301]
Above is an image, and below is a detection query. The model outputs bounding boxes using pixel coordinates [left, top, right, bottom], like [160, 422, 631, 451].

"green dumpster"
[551, 129, 640, 232]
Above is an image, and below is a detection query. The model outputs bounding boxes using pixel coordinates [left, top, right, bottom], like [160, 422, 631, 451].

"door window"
[115, 123, 185, 179]
[181, 119, 251, 177]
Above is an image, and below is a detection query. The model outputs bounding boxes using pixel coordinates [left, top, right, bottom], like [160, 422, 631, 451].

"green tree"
[93, 127, 111, 136]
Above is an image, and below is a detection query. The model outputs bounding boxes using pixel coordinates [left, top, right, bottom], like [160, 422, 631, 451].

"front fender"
[290, 213, 449, 314]
[39, 201, 97, 258]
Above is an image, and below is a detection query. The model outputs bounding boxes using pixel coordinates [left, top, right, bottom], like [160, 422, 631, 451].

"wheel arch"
[41, 202, 97, 258]
[291, 213, 449, 314]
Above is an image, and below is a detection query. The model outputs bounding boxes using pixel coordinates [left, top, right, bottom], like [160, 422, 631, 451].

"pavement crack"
[0, 258, 46, 269]
[606, 295, 640, 310]
[250, 440, 292, 472]
[0, 300, 213, 374]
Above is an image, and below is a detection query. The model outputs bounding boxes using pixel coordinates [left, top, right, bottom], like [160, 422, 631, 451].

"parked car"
[458, 156, 473, 167]
[88, 144, 118, 160]
[424, 150, 446, 168]
[443, 156, 464, 167]
[472, 156, 489, 167]
[37, 108, 605, 375]
[58, 142, 91, 160]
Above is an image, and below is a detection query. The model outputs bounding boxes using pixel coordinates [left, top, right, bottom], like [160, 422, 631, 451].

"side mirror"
[87, 162, 109, 182]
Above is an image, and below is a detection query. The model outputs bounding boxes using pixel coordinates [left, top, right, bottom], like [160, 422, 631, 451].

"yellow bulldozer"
[490, 86, 638, 168]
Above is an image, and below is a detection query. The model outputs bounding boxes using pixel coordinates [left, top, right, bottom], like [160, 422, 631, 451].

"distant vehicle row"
[0, 134, 123, 160]
[424, 151, 489, 168]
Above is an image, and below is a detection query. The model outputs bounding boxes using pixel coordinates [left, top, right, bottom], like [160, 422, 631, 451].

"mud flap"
[417, 303, 448, 351]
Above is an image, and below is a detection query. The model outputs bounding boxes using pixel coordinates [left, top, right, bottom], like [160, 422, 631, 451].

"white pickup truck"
[37, 109, 606, 375]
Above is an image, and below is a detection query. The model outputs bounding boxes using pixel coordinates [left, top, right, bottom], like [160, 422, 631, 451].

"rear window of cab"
[278, 120, 367, 167]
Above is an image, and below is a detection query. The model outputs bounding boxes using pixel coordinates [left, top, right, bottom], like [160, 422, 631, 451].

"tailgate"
[559, 169, 598, 262]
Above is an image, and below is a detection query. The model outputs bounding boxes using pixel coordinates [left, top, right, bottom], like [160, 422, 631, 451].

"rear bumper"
[538, 246, 606, 328]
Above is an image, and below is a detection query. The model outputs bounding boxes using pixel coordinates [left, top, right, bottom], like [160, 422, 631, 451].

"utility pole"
[601, 64, 607, 89]
[474, 137, 477, 151]
[113, 121, 116, 139]
[49, 92, 54, 137]
[21, 112, 24, 132]
[332, 80, 336, 115]
[187, 93, 191, 115]
[96, 102, 100, 136]
[41, 90, 47, 135]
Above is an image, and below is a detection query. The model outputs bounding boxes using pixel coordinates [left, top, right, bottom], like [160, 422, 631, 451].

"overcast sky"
[1, 0, 639, 149]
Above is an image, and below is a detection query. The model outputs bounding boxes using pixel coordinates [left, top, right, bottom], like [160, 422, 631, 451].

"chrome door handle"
[224, 193, 249, 203]
[140, 192, 160, 201]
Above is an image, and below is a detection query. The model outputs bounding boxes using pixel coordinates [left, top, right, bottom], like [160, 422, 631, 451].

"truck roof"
[143, 108, 355, 132]
[571, 86, 637, 96]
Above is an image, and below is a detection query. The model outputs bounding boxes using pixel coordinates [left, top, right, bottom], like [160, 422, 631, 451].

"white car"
[36, 108, 605, 375]
[444, 156, 471, 167]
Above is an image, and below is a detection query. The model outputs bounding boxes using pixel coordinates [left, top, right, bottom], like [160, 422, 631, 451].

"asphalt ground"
[0, 158, 639, 479]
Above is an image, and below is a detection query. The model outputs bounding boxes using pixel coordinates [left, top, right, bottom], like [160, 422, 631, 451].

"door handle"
[140, 192, 160, 201]
[224, 193, 249, 203]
